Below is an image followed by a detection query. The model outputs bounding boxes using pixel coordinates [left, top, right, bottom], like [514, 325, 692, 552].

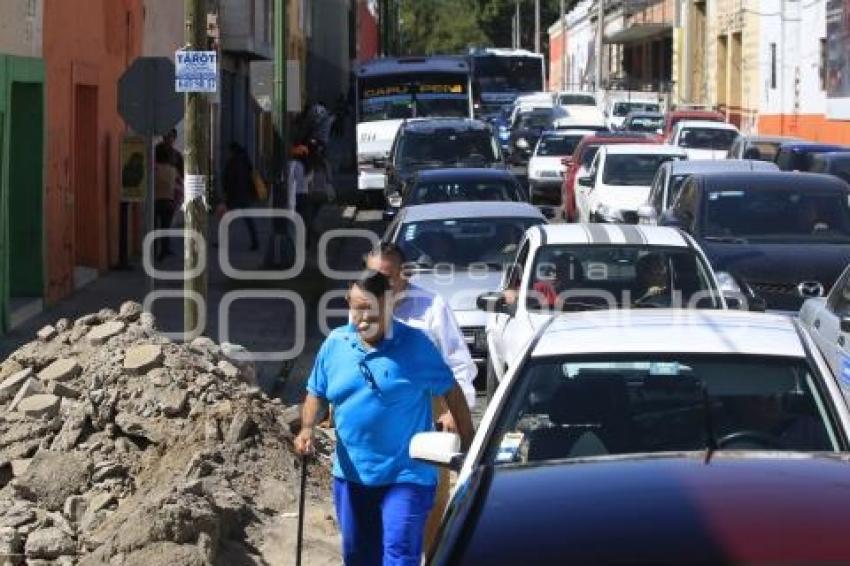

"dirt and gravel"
[0, 302, 340, 565]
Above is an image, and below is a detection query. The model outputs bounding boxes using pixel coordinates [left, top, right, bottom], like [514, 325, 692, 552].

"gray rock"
[24, 527, 75, 559]
[74, 314, 100, 328]
[189, 336, 219, 355]
[92, 463, 125, 483]
[279, 404, 302, 433]
[10, 458, 31, 477]
[87, 492, 116, 515]
[203, 419, 220, 443]
[17, 394, 61, 419]
[157, 389, 188, 418]
[118, 301, 143, 322]
[0, 526, 22, 565]
[114, 413, 163, 444]
[86, 321, 126, 346]
[54, 318, 70, 333]
[46, 511, 75, 537]
[139, 312, 156, 330]
[215, 360, 239, 380]
[8, 378, 42, 412]
[0, 501, 35, 529]
[147, 368, 171, 387]
[0, 359, 24, 383]
[38, 359, 80, 383]
[123, 345, 163, 374]
[46, 381, 81, 400]
[225, 412, 254, 444]
[0, 368, 33, 402]
[14, 451, 91, 511]
[51, 406, 87, 451]
[63, 495, 88, 525]
[37, 325, 57, 342]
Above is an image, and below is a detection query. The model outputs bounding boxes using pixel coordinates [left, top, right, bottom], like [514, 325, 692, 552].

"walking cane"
[296, 454, 308, 566]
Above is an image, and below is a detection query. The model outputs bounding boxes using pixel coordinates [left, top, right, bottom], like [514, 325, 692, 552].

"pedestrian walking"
[365, 243, 477, 553]
[153, 143, 177, 260]
[294, 271, 474, 566]
[287, 144, 316, 247]
[223, 142, 259, 251]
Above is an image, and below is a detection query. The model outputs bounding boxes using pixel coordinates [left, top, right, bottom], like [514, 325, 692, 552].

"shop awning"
[604, 23, 672, 44]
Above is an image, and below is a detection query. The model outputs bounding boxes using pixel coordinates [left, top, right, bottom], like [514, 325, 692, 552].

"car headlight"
[715, 271, 741, 293]
[516, 138, 529, 149]
[595, 204, 623, 222]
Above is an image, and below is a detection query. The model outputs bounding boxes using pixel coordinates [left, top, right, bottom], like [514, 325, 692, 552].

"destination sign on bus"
[363, 83, 466, 99]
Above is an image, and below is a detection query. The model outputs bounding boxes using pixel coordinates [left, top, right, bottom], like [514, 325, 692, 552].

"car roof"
[401, 118, 488, 133]
[777, 141, 849, 151]
[582, 132, 656, 145]
[625, 111, 664, 118]
[693, 170, 850, 191]
[737, 134, 802, 144]
[534, 223, 691, 247]
[667, 159, 778, 174]
[814, 151, 850, 163]
[540, 129, 593, 137]
[414, 168, 515, 182]
[601, 143, 686, 155]
[356, 56, 468, 77]
[401, 201, 545, 222]
[611, 98, 659, 105]
[675, 120, 738, 130]
[533, 310, 804, 358]
[667, 110, 724, 118]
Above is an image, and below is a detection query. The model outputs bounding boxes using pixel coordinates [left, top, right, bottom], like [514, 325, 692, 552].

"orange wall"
[42, 0, 143, 302]
[758, 114, 850, 144]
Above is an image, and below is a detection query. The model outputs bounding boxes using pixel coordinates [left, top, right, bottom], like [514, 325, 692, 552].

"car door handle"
[839, 335, 845, 347]
[814, 319, 821, 329]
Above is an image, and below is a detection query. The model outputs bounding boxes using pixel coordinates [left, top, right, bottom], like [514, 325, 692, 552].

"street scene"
[4, 0, 850, 564]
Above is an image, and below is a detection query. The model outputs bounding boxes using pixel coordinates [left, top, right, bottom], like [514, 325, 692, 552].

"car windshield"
[522, 245, 722, 311]
[489, 355, 839, 466]
[678, 128, 738, 150]
[358, 73, 470, 123]
[613, 102, 660, 117]
[603, 154, 681, 186]
[518, 112, 553, 130]
[745, 141, 783, 161]
[536, 135, 583, 156]
[703, 189, 850, 242]
[408, 179, 522, 204]
[397, 216, 541, 270]
[398, 130, 499, 167]
[625, 116, 664, 132]
[559, 94, 597, 106]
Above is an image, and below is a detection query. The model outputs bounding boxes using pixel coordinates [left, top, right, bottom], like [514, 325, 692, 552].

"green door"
[8, 82, 43, 297]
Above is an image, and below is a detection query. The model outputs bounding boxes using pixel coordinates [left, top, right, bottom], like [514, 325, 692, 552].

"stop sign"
[118, 57, 184, 136]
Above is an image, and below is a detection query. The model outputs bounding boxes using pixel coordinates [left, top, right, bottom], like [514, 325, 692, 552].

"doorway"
[73, 84, 100, 286]
[8, 82, 44, 327]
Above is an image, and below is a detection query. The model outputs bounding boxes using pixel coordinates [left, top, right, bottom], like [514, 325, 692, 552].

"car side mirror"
[659, 210, 686, 231]
[387, 192, 402, 209]
[409, 432, 464, 471]
[578, 175, 593, 187]
[477, 291, 514, 316]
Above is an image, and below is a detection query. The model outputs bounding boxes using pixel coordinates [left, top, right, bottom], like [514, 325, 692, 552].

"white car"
[553, 114, 608, 132]
[669, 120, 739, 160]
[604, 98, 661, 130]
[412, 310, 850, 492]
[555, 90, 598, 111]
[527, 129, 594, 204]
[575, 144, 686, 224]
[509, 92, 556, 125]
[476, 223, 727, 397]
[801, 263, 850, 389]
[383, 201, 546, 367]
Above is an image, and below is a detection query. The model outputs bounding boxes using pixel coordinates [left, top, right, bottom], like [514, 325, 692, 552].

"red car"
[561, 132, 658, 221]
[662, 110, 726, 140]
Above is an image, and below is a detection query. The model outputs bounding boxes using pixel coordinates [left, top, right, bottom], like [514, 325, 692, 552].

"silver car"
[801, 263, 850, 398]
[384, 201, 546, 366]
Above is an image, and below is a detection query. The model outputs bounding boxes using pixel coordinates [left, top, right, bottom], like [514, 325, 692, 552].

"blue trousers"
[333, 478, 436, 566]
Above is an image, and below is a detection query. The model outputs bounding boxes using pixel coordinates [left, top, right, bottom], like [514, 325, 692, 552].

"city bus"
[355, 56, 473, 195]
[468, 48, 546, 118]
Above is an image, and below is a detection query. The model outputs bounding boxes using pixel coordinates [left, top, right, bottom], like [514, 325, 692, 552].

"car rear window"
[490, 355, 840, 465]
[602, 154, 682, 186]
[408, 179, 522, 204]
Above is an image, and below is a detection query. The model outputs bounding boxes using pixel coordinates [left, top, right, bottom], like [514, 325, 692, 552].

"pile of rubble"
[0, 303, 334, 565]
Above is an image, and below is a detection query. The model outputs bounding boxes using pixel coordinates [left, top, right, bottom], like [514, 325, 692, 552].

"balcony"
[219, 0, 272, 61]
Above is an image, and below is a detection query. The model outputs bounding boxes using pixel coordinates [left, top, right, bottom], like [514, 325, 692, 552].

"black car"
[659, 171, 850, 311]
[507, 107, 557, 165]
[620, 110, 665, 134]
[809, 151, 850, 184]
[384, 118, 504, 201]
[773, 141, 850, 171]
[384, 168, 527, 220]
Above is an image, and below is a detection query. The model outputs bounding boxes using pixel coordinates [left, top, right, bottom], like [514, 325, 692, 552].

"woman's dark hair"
[350, 271, 391, 299]
[365, 242, 406, 268]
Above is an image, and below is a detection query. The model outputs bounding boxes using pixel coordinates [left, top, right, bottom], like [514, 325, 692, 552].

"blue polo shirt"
[307, 320, 455, 487]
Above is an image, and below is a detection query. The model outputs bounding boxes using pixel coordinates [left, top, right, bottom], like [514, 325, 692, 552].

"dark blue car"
[659, 171, 850, 311]
[773, 141, 850, 172]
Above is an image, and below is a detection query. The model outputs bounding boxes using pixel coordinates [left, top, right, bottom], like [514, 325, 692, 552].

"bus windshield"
[473, 55, 544, 94]
[358, 73, 470, 123]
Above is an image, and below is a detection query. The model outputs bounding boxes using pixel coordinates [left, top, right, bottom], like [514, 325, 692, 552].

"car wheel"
[486, 357, 499, 403]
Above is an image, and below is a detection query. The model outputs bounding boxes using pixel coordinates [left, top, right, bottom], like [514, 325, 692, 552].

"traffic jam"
[344, 48, 850, 563]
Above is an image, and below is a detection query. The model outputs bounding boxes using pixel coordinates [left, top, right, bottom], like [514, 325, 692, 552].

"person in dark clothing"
[154, 143, 177, 260]
[223, 142, 259, 251]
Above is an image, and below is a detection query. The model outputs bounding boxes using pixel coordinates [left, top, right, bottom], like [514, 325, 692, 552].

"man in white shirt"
[365, 243, 477, 553]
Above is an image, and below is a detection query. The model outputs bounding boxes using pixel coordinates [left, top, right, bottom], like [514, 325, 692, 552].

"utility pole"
[534, 0, 541, 54]
[184, 0, 209, 335]
[515, 0, 521, 49]
[273, 0, 286, 181]
[595, 0, 605, 91]
[560, 0, 566, 89]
